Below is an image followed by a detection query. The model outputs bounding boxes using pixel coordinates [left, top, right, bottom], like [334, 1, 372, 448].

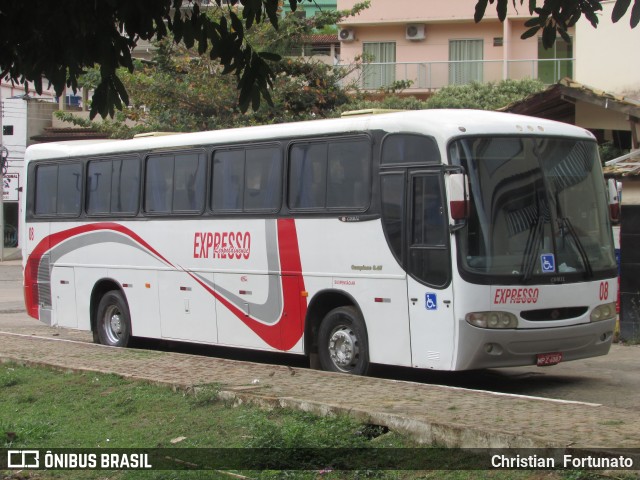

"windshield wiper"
[521, 215, 544, 283]
[559, 217, 593, 279]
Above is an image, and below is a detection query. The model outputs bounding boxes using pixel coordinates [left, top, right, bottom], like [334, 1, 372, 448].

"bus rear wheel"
[96, 291, 131, 347]
[318, 306, 369, 375]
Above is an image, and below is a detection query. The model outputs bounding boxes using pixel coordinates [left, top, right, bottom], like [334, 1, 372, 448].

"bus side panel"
[106, 268, 161, 339]
[74, 267, 109, 332]
[50, 266, 77, 328]
[214, 272, 306, 353]
[333, 277, 412, 368]
[296, 219, 412, 367]
[158, 270, 217, 343]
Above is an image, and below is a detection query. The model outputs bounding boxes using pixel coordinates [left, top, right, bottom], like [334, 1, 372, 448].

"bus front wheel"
[96, 291, 132, 347]
[318, 306, 369, 375]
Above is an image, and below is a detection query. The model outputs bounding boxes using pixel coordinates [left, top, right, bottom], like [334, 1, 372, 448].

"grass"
[0, 363, 636, 480]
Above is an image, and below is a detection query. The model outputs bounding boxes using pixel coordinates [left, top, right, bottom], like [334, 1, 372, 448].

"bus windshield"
[449, 136, 617, 283]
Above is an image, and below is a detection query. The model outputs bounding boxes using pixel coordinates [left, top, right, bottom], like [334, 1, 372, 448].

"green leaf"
[521, 25, 540, 39]
[497, 0, 508, 20]
[631, 0, 640, 27]
[258, 51, 281, 62]
[541, 24, 557, 48]
[612, 0, 632, 22]
[474, 0, 489, 22]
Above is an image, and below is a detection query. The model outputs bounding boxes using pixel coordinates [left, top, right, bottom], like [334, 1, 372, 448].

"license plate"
[536, 352, 563, 366]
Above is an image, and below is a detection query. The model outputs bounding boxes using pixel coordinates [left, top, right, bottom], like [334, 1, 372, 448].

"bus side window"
[289, 137, 370, 211]
[145, 156, 174, 213]
[173, 153, 205, 212]
[244, 146, 282, 212]
[34, 163, 82, 217]
[212, 150, 244, 212]
[35, 165, 58, 215]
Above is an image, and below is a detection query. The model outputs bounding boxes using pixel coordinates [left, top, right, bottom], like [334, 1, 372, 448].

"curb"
[0, 355, 572, 450]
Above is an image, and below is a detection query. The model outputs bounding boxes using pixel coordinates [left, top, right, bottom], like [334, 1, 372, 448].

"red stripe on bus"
[24, 223, 174, 319]
[188, 218, 307, 351]
[26, 220, 307, 351]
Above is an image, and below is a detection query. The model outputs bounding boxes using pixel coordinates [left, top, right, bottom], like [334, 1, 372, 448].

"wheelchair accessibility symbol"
[541, 254, 555, 273]
[425, 293, 437, 310]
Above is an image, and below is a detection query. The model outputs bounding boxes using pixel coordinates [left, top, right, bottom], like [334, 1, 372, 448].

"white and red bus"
[22, 110, 618, 374]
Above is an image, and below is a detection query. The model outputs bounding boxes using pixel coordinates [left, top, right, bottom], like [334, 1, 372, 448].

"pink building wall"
[337, 0, 568, 86]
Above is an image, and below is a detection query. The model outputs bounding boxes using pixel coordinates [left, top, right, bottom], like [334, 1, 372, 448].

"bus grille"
[521, 307, 588, 321]
[37, 254, 52, 308]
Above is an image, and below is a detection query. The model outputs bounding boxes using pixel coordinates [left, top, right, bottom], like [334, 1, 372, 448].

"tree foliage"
[5, 1, 627, 119]
[0, 0, 318, 119]
[475, 0, 640, 48]
[57, 8, 358, 137]
[341, 79, 546, 113]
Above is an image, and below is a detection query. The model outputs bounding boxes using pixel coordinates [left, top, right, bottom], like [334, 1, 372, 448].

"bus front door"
[406, 170, 455, 370]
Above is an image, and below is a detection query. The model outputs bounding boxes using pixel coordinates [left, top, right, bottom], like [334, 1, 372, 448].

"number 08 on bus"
[22, 110, 619, 375]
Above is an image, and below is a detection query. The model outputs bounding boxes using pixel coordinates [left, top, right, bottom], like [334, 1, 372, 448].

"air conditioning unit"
[406, 24, 425, 41]
[338, 28, 355, 42]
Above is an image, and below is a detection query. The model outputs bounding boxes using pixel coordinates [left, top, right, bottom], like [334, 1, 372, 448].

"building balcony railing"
[334, 58, 574, 91]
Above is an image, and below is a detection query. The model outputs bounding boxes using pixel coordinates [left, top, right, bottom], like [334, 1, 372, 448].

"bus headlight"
[465, 312, 518, 329]
[590, 302, 617, 322]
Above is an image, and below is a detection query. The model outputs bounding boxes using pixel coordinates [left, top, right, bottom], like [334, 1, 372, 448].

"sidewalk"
[1, 263, 639, 451]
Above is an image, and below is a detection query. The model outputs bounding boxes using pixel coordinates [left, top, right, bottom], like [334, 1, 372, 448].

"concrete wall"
[575, 1, 640, 94]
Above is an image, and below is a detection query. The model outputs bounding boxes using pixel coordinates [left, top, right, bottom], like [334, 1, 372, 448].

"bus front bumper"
[455, 318, 616, 371]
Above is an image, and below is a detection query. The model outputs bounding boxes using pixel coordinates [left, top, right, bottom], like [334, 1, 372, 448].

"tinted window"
[244, 147, 282, 211]
[289, 143, 327, 209]
[35, 165, 58, 215]
[381, 134, 440, 165]
[327, 139, 370, 209]
[87, 160, 112, 214]
[380, 173, 404, 263]
[212, 146, 282, 212]
[212, 149, 244, 211]
[111, 158, 140, 214]
[411, 175, 446, 246]
[173, 153, 205, 212]
[57, 163, 82, 215]
[409, 174, 449, 287]
[289, 137, 370, 211]
[34, 163, 82, 216]
[88, 157, 140, 215]
[145, 153, 204, 214]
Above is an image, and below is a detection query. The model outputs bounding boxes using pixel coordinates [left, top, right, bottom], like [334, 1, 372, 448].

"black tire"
[318, 306, 369, 375]
[96, 290, 132, 347]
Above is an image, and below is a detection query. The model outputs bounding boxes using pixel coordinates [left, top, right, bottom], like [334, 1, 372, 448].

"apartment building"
[336, 0, 640, 95]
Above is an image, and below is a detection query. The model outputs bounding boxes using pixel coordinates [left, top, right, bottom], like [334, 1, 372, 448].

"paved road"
[2, 260, 639, 450]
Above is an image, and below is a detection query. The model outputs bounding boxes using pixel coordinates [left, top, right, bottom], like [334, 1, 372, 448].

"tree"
[340, 78, 546, 113]
[474, 0, 640, 48]
[56, 6, 358, 137]
[0, 0, 311, 118]
[1, 1, 635, 119]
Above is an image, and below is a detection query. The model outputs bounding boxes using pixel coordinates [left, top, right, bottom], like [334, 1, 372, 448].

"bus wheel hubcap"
[328, 327, 359, 370]
[104, 306, 122, 342]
